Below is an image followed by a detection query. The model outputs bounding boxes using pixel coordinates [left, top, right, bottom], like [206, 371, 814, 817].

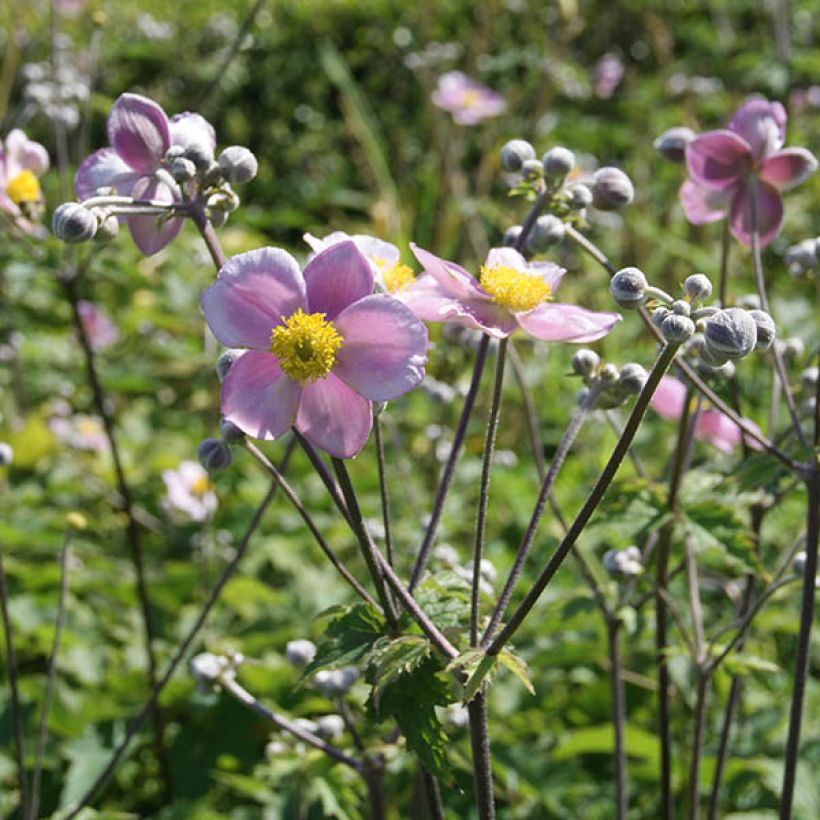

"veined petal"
[686, 131, 752, 189]
[679, 179, 732, 224]
[728, 98, 786, 162]
[729, 180, 783, 248]
[107, 93, 170, 173]
[651, 376, 687, 420]
[759, 148, 818, 191]
[436, 296, 518, 337]
[202, 247, 307, 350]
[4, 129, 49, 178]
[411, 243, 488, 301]
[168, 111, 216, 152]
[296, 372, 373, 458]
[396, 275, 463, 321]
[75, 148, 139, 200]
[303, 241, 374, 320]
[515, 302, 621, 343]
[333, 295, 428, 401]
[222, 352, 301, 441]
[127, 176, 183, 256]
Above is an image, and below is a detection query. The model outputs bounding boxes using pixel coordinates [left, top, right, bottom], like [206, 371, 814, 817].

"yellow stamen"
[77, 418, 103, 436]
[479, 265, 552, 313]
[374, 257, 415, 293]
[6, 170, 41, 205]
[269, 308, 344, 383]
[461, 89, 481, 109]
[191, 475, 213, 497]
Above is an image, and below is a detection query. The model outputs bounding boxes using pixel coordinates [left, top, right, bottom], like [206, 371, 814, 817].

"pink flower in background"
[77, 300, 119, 350]
[49, 412, 108, 452]
[651, 376, 764, 453]
[680, 98, 818, 247]
[0, 129, 49, 228]
[75, 93, 215, 255]
[201, 241, 428, 458]
[593, 53, 624, 100]
[400, 245, 620, 343]
[162, 461, 217, 521]
[431, 72, 506, 125]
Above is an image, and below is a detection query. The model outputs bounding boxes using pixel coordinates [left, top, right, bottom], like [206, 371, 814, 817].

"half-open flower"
[0, 129, 49, 229]
[201, 241, 428, 458]
[400, 245, 621, 343]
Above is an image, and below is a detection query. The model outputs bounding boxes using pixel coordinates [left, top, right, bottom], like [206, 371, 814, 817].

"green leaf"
[366, 635, 432, 709]
[463, 654, 498, 703]
[498, 649, 535, 695]
[304, 603, 385, 677]
[722, 652, 780, 676]
[551, 724, 660, 761]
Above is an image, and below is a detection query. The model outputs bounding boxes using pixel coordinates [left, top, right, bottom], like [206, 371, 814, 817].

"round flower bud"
[781, 337, 805, 361]
[748, 309, 776, 351]
[661, 313, 695, 343]
[92, 209, 119, 243]
[671, 299, 691, 317]
[170, 156, 197, 183]
[542, 146, 575, 178]
[165, 145, 185, 162]
[802, 366, 819, 390]
[785, 238, 817, 276]
[314, 667, 358, 697]
[567, 182, 593, 209]
[218, 146, 259, 185]
[216, 349, 241, 381]
[571, 348, 600, 377]
[610, 267, 647, 309]
[315, 714, 345, 740]
[182, 141, 215, 171]
[0, 442, 13, 466]
[521, 158, 544, 180]
[618, 362, 648, 394]
[219, 418, 245, 443]
[285, 639, 317, 668]
[683, 274, 712, 303]
[703, 308, 757, 360]
[190, 652, 227, 686]
[592, 167, 634, 211]
[52, 202, 97, 243]
[653, 126, 696, 163]
[197, 437, 232, 472]
[502, 225, 522, 247]
[527, 214, 565, 251]
[651, 307, 669, 328]
[599, 363, 620, 383]
[499, 139, 536, 173]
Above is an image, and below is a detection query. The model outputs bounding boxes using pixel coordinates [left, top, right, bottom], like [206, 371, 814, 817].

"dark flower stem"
[718, 220, 731, 307]
[608, 618, 628, 820]
[293, 431, 352, 525]
[422, 767, 446, 820]
[468, 690, 496, 820]
[190, 201, 228, 270]
[688, 671, 710, 820]
[373, 415, 395, 567]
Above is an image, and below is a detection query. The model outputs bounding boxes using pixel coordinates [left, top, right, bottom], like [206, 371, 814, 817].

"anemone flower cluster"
[431, 71, 507, 125]
[0, 129, 49, 231]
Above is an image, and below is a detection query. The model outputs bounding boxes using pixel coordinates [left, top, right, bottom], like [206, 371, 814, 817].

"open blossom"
[75, 93, 215, 255]
[400, 245, 621, 343]
[162, 461, 217, 521]
[303, 231, 416, 294]
[77, 300, 119, 350]
[201, 241, 428, 458]
[49, 412, 108, 452]
[593, 53, 624, 100]
[651, 376, 764, 453]
[0, 129, 49, 228]
[431, 72, 506, 125]
[680, 98, 818, 247]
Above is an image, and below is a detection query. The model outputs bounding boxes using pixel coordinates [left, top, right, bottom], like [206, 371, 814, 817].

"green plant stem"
[688, 670, 710, 820]
[468, 690, 496, 820]
[373, 414, 395, 567]
[608, 617, 628, 819]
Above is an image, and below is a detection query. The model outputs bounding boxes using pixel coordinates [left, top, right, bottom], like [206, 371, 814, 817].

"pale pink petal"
[728, 99, 786, 162]
[515, 302, 621, 343]
[202, 247, 307, 350]
[333, 295, 428, 401]
[411, 244, 488, 301]
[107, 93, 170, 173]
[728, 180, 783, 248]
[696, 410, 739, 453]
[759, 148, 818, 191]
[4, 129, 49, 178]
[296, 372, 372, 458]
[126, 176, 183, 256]
[303, 241, 374, 320]
[679, 179, 732, 224]
[686, 131, 752, 189]
[74, 148, 139, 200]
[168, 112, 216, 152]
[651, 376, 687, 420]
[222, 352, 301, 440]
[396, 275, 462, 321]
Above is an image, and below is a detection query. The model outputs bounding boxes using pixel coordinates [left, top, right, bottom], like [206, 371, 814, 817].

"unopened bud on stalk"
[165, 145, 185, 162]
[503, 225, 522, 247]
[592, 167, 634, 210]
[671, 299, 691, 317]
[219, 418, 245, 443]
[499, 139, 535, 173]
[521, 158, 544, 180]
[285, 639, 317, 668]
[315, 714, 345, 740]
[567, 182, 593, 209]
[683, 273, 712, 303]
[170, 156, 197, 183]
[661, 313, 695, 343]
[216, 349, 241, 381]
[542, 146, 575, 178]
[52, 202, 97, 243]
[314, 667, 358, 697]
[618, 362, 648, 394]
[182, 141, 215, 171]
[610, 267, 647, 308]
[571, 348, 600, 377]
[651, 307, 668, 328]
[599, 363, 620, 383]
[198, 437, 232, 472]
[653, 126, 696, 163]
[528, 214, 565, 251]
[703, 308, 757, 360]
[218, 146, 259, 185]
[190, 652, 228, 687]
[785, 238, 817, 276]
[603, 546, 643, 576]
[0, 442, 13, 466]
[748, 310, 776, 351]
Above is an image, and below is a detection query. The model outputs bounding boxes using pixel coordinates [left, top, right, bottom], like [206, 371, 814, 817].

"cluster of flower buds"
[571, 349, 648, 409]
[785, 236, 819, 279]
[313, 667, 358, 698]
[653, 126, 697, 163]
[190, 650, 245, 692]
[602, 546, 643, 577]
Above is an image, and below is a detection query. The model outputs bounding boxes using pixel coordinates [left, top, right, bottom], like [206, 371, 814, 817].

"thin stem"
[293, 431, 352, 525]
[467, 691, 496, 820]
[189, 202, 228, 270]
[409, 334, 490, 592]
[373, 414, 395, 567]
[688, 670, 710, 820]
[62, 440, 295, 818]
[422, 767, 445, 820]
[718, 220, 731, 307]
[608, 618, 628, 819]
[28, 529, 73, 820]
[488, 342, 681, 656]
[470, 338, 507, 646]
[604, 409, 647, 479]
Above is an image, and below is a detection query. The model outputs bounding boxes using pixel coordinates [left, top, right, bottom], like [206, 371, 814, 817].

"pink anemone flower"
[651, 376, 764, 454]
[77, 300, 119, 350]
[431, 72, 507, 126]
[201, 241, 428, 459]
[0, 129, 49, 228]
[400, 245, 621, 343]
[75, 93, 215, 255]
[680, 98, 818, 247]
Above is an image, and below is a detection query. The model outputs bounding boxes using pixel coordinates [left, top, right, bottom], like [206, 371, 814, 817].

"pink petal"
[396, 275, 463, 321]
[107, 93, 170, 173]
[728, 99, 786, 162]
[4, 129, 49, 178]
[759, 148, 818, 191]
[295, 372, 372, 458]
[696, 410, 739, 453]
[303, 241, 374, 320]
[202, 247, 307, 350]
[411, 243, 488, 301]
[728, 180, 783, 248]
[127, 176, 183, 256]
[333, 295, 428, 401]
[679, 179, 732, 224]
[686, 131, 752, 189]
[75, 148, 139, 200]
[222, 352, 302, 441]
[168, 111, 216, 153]
[515, 302, 621, 343]
[651, 376, 687, 420]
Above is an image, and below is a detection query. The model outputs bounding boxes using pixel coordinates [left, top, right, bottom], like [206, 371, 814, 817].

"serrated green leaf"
[367, 635, 432, 709]
[498, 649, 535, 695]
[463, 654, 498, 703]
[303, 603, 385, 677]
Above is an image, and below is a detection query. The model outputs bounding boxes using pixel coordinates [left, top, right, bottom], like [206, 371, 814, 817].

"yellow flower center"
[479, 265, 552, 313]
[269, 308, 344, 383]
[190, 475, 213, 497]
[374, 257, 415, 293]
[461, 89, 481, 109]
[6, 170, 41, 205]
[77, 418, 102, 436]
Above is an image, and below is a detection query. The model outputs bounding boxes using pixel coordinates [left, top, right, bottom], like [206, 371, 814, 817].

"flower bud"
[285, 639, 317, 668]
[220, 418, 245, 443]
[802, 366, 819, 390]
[0, 442, 13, 466]
[315, 714, 345, 740]
[542, 146, 575, 178]
[785, 238, 817, 276]
[499, 139, 535, 173]
[618, 362, 648, 394]
[182, 141, 215, 171]
[610, 267, 647, 308]
[781, 337, 805, 361]
[571, 348, 600, 377]
[521, 158, 544, 180]
[653, 126, 696, 163]
[683, 273, 712, 303]
[216, 349, 241, 381]
[748, 309, 776, 351]
[52, 202, 97, 243]
[793, 551, 807, 576]
[170, 156, 197, 183]
[218, 146, 259, 185]
[651, 307, 668, 327]
[190, 652, 228, 687]
[599, 363, 620, 382]
[198, 437, 232, 472]
[661, 313, 695, 343]
[502, 225, 522, 247]
[567, 182, 593, 209]
[671, 299, 691, 317]
[592, 167, 634, 210]
[314, 667, 358, 697]
[527, 214, 565, 251]
[703, 308, 757, 360]
[293, 717, 319, 734]
[603, 546, 643, 576]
